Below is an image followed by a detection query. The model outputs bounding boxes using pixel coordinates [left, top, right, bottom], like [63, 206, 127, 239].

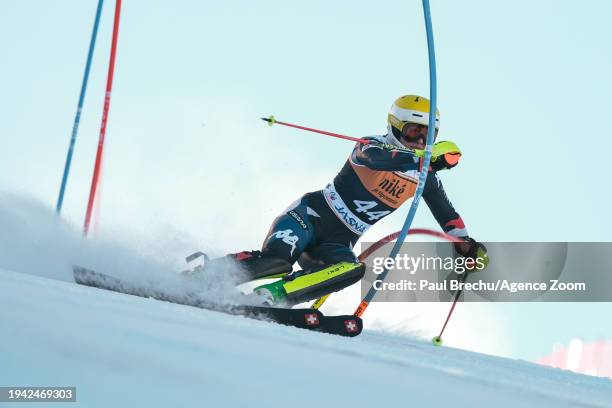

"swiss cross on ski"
[344, 320, 359, 333]
[305, 313, 320, 326]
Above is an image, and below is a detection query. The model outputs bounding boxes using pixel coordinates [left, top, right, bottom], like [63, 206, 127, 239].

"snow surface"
[0, 193, 518, 358]
[2, 267, 612, 408]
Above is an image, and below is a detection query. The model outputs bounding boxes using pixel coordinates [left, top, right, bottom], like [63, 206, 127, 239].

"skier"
[203, 95, 488, 305]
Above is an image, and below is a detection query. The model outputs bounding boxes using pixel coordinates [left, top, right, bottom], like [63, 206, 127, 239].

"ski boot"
[253, 261, 365, 306]
[182, 250, 293, 284]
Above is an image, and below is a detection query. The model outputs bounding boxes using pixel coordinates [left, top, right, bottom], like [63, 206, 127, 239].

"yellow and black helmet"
[387, 95, 440, 144]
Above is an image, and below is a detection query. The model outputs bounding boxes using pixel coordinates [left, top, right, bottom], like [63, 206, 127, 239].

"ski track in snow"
[1, 267, 612, 408]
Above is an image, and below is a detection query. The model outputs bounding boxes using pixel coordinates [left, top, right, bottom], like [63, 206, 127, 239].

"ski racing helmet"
[387, 95, 440, 147]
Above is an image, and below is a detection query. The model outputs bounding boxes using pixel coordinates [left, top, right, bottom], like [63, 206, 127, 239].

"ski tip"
[432, 336, 443, 346]
[261, 115, 276, 126]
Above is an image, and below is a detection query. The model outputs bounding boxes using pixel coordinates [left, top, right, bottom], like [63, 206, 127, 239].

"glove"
[415, 141, 462, 171]
[454, 237, 489, 272]
[430, 152, 461, 171]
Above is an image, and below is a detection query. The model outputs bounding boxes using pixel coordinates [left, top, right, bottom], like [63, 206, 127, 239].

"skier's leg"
[260, 200, 316, 264]
[252, 192, 366, 305]
[289, 243, 363, 303]
[254, 243, 365, 305]
[205, 198, 317, 283]
[297, 242, 359, 271]
[229, 251, 293, 282]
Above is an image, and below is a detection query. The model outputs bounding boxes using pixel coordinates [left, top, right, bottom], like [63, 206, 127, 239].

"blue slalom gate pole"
[355, 0, 438, 317]
[56, 0, 104, 214]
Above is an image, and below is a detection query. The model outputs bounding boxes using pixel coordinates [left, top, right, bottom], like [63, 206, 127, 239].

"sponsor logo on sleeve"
[287, 210, 308, 230]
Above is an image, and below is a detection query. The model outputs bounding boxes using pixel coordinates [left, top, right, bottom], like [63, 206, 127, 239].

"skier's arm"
[423, 173, 490, 270]
[422, 172, 468, 238]
[352, 141, 421, 172]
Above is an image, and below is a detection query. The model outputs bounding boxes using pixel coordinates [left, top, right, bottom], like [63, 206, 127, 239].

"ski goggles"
[401, 122, 439, 141]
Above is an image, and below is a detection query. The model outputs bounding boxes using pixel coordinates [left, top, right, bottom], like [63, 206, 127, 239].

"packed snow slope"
[1, 268, 611, 408]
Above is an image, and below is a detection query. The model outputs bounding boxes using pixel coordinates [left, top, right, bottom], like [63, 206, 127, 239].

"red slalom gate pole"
[83, 0, 122, 237]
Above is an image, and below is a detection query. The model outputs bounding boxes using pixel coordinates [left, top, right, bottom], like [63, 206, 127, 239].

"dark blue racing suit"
[261, 134, 468, 272]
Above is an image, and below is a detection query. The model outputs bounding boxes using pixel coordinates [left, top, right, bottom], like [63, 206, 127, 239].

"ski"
[73, 266, 362, 337]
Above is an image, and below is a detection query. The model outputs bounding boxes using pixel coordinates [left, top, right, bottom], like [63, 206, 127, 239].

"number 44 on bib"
[353, 200, 390, 221]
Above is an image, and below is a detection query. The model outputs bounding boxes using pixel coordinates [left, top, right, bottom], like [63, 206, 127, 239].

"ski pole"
[261, 115, 372, 145]
[432, 271, 469, 346]
[261, 116, 461, 168]
[56, 0, 104, 214]
[261, 116, 420, 155]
